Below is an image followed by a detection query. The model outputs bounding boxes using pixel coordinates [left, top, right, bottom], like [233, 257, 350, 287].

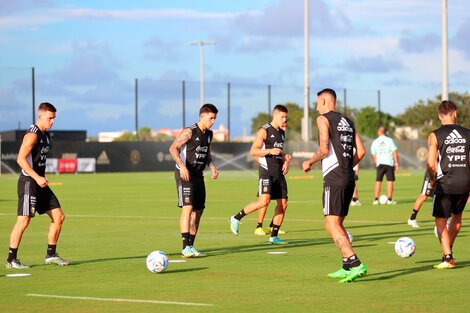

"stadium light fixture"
[188, 40, 216, 107]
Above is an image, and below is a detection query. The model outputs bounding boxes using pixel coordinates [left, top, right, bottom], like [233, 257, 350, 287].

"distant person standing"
[427, 100, 470, 269]
[350, 164, 361, 206]
[302, 88, 367, 283]
[229, 105, 291, 244]
[371, 126, 399, 205]
[6, 102, 69, 269]
[169, 103, 219, 258]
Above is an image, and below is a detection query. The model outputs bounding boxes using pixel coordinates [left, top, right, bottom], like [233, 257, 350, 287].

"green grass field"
[0, 169, 469, 313]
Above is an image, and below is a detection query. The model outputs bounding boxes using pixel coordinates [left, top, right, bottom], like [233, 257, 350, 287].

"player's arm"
[206, 147, 219, 180]
[426, 132, 438, 187]
[169, 128, 192, 181]
[353, 131, 366, 168]
[17, 133, 48, 188]
[250, 128, 282, 157]
[393, 149, 399, 171]
[302, 115, 330, 172]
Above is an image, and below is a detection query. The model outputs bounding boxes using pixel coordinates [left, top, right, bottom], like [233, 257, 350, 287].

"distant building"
[394, 126, 419, 140]
[98, 131, 127, 142]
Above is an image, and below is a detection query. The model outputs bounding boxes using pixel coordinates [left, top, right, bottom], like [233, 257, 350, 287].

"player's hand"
[282, 162, 289, 175]
[36, 176, 48, 188]
[179, 166, 190, 181]
[284, 154, 292, 163]
[395, 164, 399, 171]
[270, 148, 282, 156]
[211, 168, 219, 180]
[302, 161, 311, 173]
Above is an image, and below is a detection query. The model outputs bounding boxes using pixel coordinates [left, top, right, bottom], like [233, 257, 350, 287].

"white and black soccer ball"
[379, 195, 388, 205]
[394, 237, 416, 258]
[146, 250, 169, 273]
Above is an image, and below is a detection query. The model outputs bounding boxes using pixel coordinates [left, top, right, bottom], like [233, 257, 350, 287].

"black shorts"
[323, 183, 355, 217]
[432, 193, 467, 218]
[376, 164, 395, 181]
[420, 172, 434, 197]
[175, 174, 206, 211]
[257, 175, 288, 200]
[17, 176, 61, 217]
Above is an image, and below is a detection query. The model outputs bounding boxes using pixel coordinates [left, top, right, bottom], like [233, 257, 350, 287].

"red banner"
[57, 158, 77, 173]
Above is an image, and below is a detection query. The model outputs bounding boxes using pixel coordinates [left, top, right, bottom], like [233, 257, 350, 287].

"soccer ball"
[146, 250, 169, 273]
[434, 219, 451, 238]
[347, 231, 353, 244]
[379, 195, 388, 205]
[394, 237, 416, 258]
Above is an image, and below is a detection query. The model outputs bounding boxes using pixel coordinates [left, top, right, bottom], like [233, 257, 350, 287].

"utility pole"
[441, 0, 449, 100]
[189, 40, 216, 107]
[301, 0, 310, 142]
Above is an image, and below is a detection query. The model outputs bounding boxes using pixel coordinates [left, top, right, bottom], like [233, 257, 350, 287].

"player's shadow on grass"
[65, 255, 148, 266]
[361, 260, 470, 282]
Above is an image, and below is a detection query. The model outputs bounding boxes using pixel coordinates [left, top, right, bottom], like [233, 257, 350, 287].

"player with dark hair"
[427, 100, 470, 269]
[229, 104, 291, 244]
[302, 88, 367, 283]
[371, 125, 399, 205]
[6, 102, 69, 269]
[169, 103, 219, 258]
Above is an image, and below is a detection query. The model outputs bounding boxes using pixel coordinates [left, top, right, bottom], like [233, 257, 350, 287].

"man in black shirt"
[427, 100, 470, 269]
[229, 105, 291, 244]
[302, 89, 366, 283]
[6, 102, 69, 269]
[169, 103, 219, 258]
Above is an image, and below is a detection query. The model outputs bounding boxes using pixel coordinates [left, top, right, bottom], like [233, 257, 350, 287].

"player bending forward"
[169, 103, 219, 258]
[302, 89, 366, 283]
[6, 102, 69, 269]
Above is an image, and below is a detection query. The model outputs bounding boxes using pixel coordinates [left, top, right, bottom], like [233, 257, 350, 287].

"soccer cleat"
[339, 263, 367, 283]
[229, 216, 240, 235]
[350, 200, 362, 206]
[44, 254, 70, 266]
[181, 246, 194, 258]
[190, 246, 207, 258]
[268, 236, 288, 245]
[372, 200, 379, 205]
[254, 227, 267, 236]
[387, 200, 397, 205]
[327, 268, 350, 279]
[433, 259, 455, 269]
[269, 227, 286, 235]
[407, 219, 420, 228]
[6, 259, 30, 269]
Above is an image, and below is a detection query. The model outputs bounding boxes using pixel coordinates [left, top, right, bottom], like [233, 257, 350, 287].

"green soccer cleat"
[190, 246, 207, 258]
[339, 263, 367, 283]
[327, 268, 350, 279]
[181, 246, 194, 258]
[229, 216, 240, 235]
[44, 254, 70, 266]
[254, 227, 268, 236]
[268, 236, 288, 245]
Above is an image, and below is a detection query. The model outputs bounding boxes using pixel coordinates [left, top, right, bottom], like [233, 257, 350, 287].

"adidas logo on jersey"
[445, 129, 466, 144]
[270, 134, 275, 138]
[195, 137, 200, 141]
[337, 117, 353, 132]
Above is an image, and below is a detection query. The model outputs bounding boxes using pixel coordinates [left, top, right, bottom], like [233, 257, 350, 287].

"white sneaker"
[351, 200, 362, 206]
[387, 200, 397, 205]
[407, 219, 420, 228]
[372, 200, 379, 205]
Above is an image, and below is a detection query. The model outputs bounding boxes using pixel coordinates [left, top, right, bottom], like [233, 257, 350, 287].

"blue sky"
[1, 0, 469, 137]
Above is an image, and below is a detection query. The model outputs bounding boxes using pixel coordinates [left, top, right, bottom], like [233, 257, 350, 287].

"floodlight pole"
[189, 40, 216, 107]
[441, 0, 449, 101]
[301, 0, 310, 142]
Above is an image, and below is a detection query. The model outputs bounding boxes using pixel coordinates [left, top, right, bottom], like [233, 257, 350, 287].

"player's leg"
[180, 205, 194, 257]
[44, 207, 69, 266]
[448, 212, 462, 248]
[269, 198, 287, 244]
[7, 216, 31, 268]
[408, 194, 427, 227]
[386, 167, 396, 204]
[373, 167, 383, 205]
[433, 194, 455, 268]
[254, 206, 268, 235]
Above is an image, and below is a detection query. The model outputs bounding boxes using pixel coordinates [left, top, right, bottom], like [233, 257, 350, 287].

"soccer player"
[169, 103, 219, 258]
[407, 171, 434, 228]
[427, 100, 470, 269]
[6, 102, 69, 269]
[371, 126, 399, 205]
[229, 105, 291, 244]
[302, 88, 366, 283]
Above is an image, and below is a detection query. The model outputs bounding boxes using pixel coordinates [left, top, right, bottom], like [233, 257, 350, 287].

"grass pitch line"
[26, 294, 213, 307]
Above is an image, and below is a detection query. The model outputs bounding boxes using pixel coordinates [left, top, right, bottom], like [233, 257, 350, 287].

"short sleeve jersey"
[321, 112, 356, 186]
[370, 135, 397, 167]
[433, 124, 470, 194]
[258, 123, 285, 177]
[20, 124, 50, 178]
[176, 123, 213, 178]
